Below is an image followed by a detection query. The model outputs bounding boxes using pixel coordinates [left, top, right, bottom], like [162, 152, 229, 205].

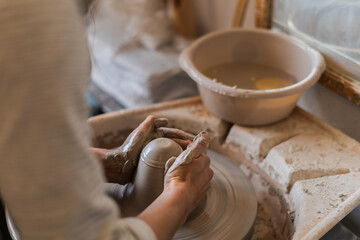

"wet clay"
[103, 116, 194, 184]
[119, 138, 183, 215]
[119, 137, 257, 239]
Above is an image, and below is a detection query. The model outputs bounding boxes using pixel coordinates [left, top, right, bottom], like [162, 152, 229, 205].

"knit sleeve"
[0, 1, 156, 239]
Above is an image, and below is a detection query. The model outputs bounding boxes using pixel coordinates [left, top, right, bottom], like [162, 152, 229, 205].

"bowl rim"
[179, 28, 326, 99]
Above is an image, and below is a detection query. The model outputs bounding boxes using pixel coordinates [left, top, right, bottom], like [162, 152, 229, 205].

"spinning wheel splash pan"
[173, 150, 257, 240]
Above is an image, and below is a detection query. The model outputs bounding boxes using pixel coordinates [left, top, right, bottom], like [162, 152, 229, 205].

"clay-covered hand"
[103, 115, 195, 184]
[164, 131, 214, 219]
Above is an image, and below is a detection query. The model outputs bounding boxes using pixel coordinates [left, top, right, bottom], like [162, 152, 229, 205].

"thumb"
[164, 156, 177, 175]
[105, 183, 130, 200]
[166, 131, 210, 174]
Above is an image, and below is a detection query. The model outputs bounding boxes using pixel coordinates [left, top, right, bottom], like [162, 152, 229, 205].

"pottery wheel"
[173, 150, 257, 240]
[5, 149, 257, 240]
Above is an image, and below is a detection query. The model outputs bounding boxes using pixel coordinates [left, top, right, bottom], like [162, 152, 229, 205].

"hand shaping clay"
[173, 150, 257, 240]
[120, 138, 183, 215]
[119, 138, 257, 239]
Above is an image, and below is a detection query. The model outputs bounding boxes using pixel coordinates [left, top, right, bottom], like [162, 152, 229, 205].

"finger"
[208, 168, 214, 180]
[191, 154, 211, 173]
[171, 138, 192, 150]
[196, 192, 208, 206]
[198, 175, 212, 196]
[164, 156, 177, 175]
[136, 115, 165, 135]
[121, 160, 135, 182]
[105, 183, 127, 200]
[200, 181, 211, 195]
[203, 168, 214, 188]
[122, 116, 157, 147]
[195, 186, 210, 206]
[157, 127, 195, 141]
[139, 115, 157, 128]
[154, 118, 168, 128]
[168, 131, 210, 173]
[121, 115, 161, 160]
[181, 131, 210, 161]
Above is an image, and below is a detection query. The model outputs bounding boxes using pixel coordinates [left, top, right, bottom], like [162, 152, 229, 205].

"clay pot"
[120, 138, 182, 216]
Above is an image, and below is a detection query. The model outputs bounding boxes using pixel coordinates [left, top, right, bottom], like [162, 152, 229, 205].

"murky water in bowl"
[203, 62, 297, 90]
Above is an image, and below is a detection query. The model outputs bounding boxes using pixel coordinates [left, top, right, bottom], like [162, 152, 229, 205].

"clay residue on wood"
[225, 109, 320, 163]
[260, 129, 360, 192]
[239, 163, 293, 240]
[290, 173, 360, 240]
[92, 129, 134, 149]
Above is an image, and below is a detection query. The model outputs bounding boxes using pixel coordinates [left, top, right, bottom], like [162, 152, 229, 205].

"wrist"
[138, 184, 191, 240]
[163, 183, 192, 218]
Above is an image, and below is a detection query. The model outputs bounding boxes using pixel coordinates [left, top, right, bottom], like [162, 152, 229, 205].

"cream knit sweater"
[0, 1, 156, 239]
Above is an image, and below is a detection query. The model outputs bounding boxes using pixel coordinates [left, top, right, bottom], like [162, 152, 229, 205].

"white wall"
[193, 0, 360, 141]
[193, 0, 255, 34]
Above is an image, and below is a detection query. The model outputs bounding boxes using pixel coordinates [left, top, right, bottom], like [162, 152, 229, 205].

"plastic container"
[179, 29, 325, 126]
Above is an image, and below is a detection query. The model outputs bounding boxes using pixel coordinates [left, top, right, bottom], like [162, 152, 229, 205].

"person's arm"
[139, 133, 213, 240]
[139, 187, 192, 240]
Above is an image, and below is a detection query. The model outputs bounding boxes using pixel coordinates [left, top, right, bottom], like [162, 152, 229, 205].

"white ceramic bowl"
[179, 29, 325, 126]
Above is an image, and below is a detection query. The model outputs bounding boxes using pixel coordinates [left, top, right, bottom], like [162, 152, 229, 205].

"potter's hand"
[138, 131, 213, 240]
[103, 115, 195, 184]
[164, 131, 214, 216]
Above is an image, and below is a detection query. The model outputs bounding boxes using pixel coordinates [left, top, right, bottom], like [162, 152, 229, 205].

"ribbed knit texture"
[0, 1, 156, 239]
